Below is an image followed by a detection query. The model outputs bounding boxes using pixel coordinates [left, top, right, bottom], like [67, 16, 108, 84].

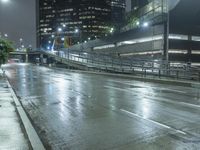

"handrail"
[38, 50, 200, 81]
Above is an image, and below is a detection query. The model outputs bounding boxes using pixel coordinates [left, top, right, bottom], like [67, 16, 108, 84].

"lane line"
[107, 80, 187, 94]
[179, 102, 200, 108]
[105, 85, 200, 109]
[120, 109, 186, 135]
[104, 86, 129, 93]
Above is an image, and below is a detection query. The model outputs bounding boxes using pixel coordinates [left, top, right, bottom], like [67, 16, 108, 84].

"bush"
[0, 38, 14, 65]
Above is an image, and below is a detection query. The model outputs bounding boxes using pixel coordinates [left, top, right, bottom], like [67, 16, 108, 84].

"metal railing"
[40, 49, 200, 82]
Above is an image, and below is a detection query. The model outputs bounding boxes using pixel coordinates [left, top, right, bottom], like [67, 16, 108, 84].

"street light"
[0, 0, 10, 3]
[75, 29, 79, 33]
[142, 22, 149, 27]
[110, 28, 114, 33]
[58, 27, 62, 32]
[136, 21, 140, 26]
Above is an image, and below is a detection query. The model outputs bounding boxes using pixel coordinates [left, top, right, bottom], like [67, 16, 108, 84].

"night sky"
[0, 0, 131, 49]
[0, 0, 36, 48]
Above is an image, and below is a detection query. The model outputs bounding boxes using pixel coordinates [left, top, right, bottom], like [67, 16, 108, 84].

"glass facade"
[36, 0, 125, 49]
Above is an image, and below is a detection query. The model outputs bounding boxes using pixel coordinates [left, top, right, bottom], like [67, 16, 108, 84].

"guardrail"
[40, 50, 200, 82]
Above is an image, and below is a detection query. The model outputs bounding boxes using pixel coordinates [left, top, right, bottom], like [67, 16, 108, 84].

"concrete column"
[40, 54, 43, 64]
[25, 53, 29, 63]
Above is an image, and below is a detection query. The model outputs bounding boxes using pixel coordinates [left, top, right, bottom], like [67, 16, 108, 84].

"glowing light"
[58, 28, 62, 32]
[93, 44, 115, 50]
[75, 29, 79, 33]
[110, 28, 114, 33]
[1, 0, 10, 3]
[143, 22, 149, 27]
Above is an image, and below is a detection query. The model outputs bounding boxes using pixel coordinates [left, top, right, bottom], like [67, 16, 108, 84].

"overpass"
[9, 49, 200, 81]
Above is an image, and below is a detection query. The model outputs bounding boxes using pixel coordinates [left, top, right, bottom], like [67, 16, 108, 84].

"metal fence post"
[199, 72, 200, 81]
[159, 69, 161, 78]
[176, 70, 179, 79]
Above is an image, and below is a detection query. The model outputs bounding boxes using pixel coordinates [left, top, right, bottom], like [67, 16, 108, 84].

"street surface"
[3, 63, 200, 150]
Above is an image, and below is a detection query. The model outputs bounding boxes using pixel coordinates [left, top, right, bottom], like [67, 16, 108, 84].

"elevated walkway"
[39, 50, 200, 82]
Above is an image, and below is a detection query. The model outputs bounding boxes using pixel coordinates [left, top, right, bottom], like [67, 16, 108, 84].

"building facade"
[109, 0, 126, 30]
[36, 0, 125, 49]
[69, 0, 200, 67]
[131, 0, 148, 11]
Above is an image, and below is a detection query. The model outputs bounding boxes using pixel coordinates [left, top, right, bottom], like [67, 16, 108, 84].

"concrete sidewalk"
[0, 77, 31, 150]
[0, 67, 45, 150]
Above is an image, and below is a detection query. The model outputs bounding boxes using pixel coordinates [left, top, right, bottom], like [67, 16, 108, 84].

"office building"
[36, 0, 125, 49]
[70, 0, 200, 66]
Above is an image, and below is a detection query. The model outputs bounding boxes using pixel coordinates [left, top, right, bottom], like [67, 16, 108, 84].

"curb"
[7, 80, 45, 150]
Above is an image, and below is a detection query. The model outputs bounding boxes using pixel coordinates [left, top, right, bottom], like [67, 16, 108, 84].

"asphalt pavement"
[3, 63, 200, 150]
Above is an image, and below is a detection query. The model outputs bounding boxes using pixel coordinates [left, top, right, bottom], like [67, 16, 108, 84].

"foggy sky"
[0, 0, 36, 48]
[0, 0, 131, 49]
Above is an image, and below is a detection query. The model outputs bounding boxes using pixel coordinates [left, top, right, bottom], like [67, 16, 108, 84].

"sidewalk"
[0, 76, 31, 149]
[0, 67, 45, 150]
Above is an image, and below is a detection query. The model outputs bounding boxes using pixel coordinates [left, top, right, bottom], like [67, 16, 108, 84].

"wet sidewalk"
[0, 75, 31, 149]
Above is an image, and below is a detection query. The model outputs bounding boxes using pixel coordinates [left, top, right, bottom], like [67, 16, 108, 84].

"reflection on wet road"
[4, 63, 200, 150]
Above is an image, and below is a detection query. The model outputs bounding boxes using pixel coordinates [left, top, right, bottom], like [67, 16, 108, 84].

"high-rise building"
[36, 0, 125, 49]
[131, 0, 148, 11]
[108, 0, 126, 29]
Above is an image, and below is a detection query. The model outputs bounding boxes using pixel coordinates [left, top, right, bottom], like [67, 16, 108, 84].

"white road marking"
[108, 80, 188, 94]
[104, 86, 130, 93]
[160, 88, 187, 94]
[120, 109, 187, 135]
[105, 85, 200, 109]
[179, 102, 200, 108]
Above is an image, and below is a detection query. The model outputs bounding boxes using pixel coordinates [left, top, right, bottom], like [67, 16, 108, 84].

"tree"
[0, 38, 14, 66]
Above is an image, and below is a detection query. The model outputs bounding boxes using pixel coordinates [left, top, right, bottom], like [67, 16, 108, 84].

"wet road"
[3, 63, 200, 150]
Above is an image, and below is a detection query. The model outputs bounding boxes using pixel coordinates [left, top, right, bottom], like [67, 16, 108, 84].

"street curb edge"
[7, 80, 46, 150]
